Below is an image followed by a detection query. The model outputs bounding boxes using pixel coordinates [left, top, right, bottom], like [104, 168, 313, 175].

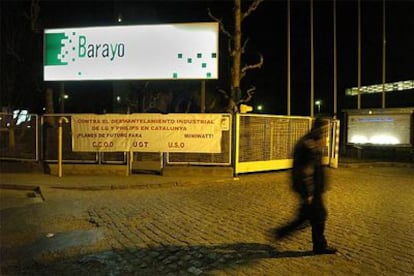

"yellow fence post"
[126, 151, 133, 176]
[58, 116, 69, 177]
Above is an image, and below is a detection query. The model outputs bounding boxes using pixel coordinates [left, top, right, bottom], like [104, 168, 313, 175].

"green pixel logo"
[173, 51, 217, 79]
[44, 32, 77, 66]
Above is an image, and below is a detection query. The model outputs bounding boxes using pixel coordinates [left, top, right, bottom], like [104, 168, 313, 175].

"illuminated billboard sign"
[44, 22, 218, 81]
[347, 114, 411, 145]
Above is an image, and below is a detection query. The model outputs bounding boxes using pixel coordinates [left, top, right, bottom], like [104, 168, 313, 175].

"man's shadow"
[12, 240, 315, 275]
[77, 242, 315, 274]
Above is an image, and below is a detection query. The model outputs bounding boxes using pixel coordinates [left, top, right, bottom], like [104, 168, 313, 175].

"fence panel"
[0, 113, 38, 161]
[236, 114, 313, 174]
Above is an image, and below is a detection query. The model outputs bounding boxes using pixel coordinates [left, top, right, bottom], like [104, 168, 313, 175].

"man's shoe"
[313, 246, 337, 255]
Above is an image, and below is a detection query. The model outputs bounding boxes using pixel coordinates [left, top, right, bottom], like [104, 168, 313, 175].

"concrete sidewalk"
[1, 158, 412, 192]
[0, 171, 237, 191]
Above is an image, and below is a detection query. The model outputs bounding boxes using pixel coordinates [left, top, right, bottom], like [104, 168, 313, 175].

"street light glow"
[315, 100, 322, 113]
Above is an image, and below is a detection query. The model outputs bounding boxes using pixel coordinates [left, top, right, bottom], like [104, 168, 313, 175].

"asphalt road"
[1, 166, 413, 275]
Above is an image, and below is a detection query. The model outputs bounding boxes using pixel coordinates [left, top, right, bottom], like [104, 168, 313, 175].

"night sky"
[1, 0, 413, 115]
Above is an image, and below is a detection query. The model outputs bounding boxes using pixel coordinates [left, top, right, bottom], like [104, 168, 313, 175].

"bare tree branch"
[208, 8, 234, 56]
[217, 88, 229, 100]
[241, 53, 264, 80]
[215, 87, 235, 112]
[6, 46, 23, 63]
[242, 37, 249, 54]
[208, 8, 232, 40]
[207, 98, 217, 111]
[30, 0, 41, 33]
[4, 16, 23, 63]
[24, 0, 41, 33]
[246, 86, 256, 95]
[242, 0, 265, 21]
[228, 37, 234, 56]
[240, 86, 256, 103]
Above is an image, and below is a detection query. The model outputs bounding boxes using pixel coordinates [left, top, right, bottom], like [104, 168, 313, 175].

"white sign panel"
[348, 114, 411, 145]
[71, 114, 229, 152]
[44, 23, 218, 81]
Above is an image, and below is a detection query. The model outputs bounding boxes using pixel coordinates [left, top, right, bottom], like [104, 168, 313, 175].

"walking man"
[274, 118, 337, 255]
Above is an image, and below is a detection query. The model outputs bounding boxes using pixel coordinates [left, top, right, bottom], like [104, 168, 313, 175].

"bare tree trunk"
[229, 0, 242, 113]
[232, 0, 242, 91]
[45, 87, 55, 126]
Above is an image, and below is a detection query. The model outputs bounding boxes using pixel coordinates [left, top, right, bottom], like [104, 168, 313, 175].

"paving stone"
[187, 266, 203, 275]
[1, 166, 414, 275]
